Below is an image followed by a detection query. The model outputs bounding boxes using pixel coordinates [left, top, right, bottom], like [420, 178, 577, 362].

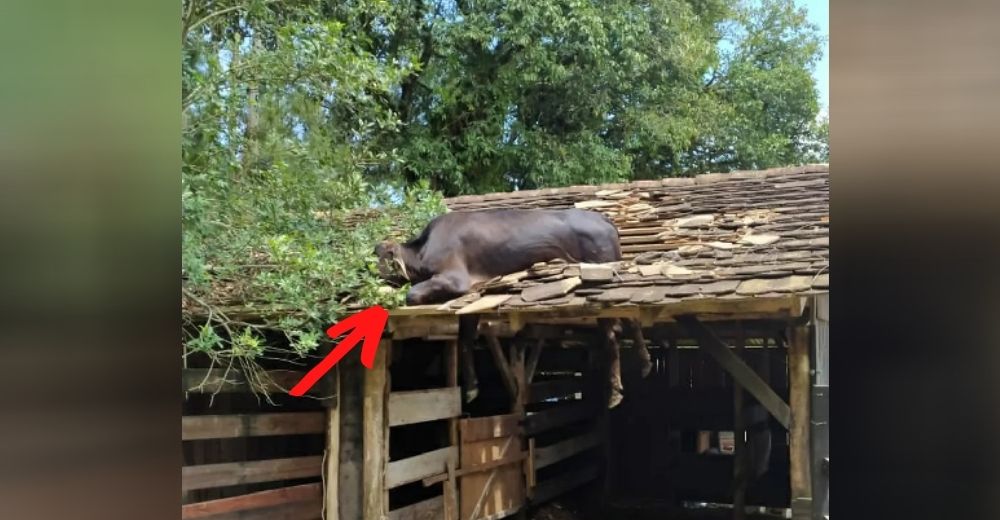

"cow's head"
[374, 240, 410, 286]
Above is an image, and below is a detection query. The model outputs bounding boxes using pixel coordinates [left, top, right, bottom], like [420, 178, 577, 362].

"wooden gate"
[457, 414, 530, 520]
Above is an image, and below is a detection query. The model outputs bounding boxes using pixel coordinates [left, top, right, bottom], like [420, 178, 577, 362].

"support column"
[363, 340, 391, 520]
[324, 362, 339, 520]
[788, 326, 813, 519]
[338, 356, 363, 520]
[732, 325, 747, 520]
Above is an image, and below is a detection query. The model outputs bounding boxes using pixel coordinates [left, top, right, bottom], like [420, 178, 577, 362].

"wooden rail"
[182, 456, 322, 492]
[388, 387, 461, 427]
[182, 412, 325, 440]
[181, 483, 320, 519]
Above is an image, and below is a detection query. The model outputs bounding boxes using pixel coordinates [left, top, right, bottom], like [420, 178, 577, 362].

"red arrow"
[288, 305, 389, 397]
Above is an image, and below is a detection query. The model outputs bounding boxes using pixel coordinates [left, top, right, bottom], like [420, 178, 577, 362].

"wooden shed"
[182, 164, 829, 520]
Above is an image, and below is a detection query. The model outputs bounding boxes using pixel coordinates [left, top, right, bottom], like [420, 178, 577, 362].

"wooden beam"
[386, 447, 459, 489]
[182, 412, 325, 441]
[534, 430, 601, 470]
[388, 496, 444, 520]
[532, 463, 599, 504]
[788, 325, 813, 519]
[388, 387, 462, 427]
[525, 339, 544, 384]
[182, 456, 323, 492]
[363, 340, 390, 519]
[181, 483, 320, 519]
[524, 402, 591, 435]
[387, 296, 806, 334]
[526, 378, 585, 404]
[484, 332, 518, 401]
[677, 315, 791, 429]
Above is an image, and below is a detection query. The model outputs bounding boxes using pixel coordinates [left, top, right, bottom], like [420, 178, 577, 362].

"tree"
[180, 0, 828, 374]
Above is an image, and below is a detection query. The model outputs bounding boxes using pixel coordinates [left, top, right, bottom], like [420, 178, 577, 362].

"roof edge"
[444, 164, 829, 205]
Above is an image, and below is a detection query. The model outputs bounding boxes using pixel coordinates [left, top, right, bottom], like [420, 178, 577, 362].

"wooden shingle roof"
[404, 164, 829, 315]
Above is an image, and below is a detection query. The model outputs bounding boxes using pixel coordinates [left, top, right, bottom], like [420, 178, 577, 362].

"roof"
[397, 164, 829, 317]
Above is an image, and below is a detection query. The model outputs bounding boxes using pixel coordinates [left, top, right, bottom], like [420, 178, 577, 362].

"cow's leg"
[458, 314, 481, 402]
[601, 319, 624, 409]
[629, 319, 653, 378]
[405, 270, 472, 306]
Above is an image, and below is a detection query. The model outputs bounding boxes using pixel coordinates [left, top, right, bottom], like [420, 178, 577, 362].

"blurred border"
[833, 0, 1000, 518]
[1, 0, 999, 519]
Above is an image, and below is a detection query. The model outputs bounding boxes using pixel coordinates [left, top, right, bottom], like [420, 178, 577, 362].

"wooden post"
[788, 326, 812, 519]
[444, 340, 460, 520]
[324, 363, 340, 520]
[732, 324, 747, 520]
[363, 339, 391, 520]
[338, 356, 364, 520]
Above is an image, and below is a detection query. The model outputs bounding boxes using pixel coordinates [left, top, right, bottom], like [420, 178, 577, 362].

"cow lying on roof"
[375, 208, 622, 305]
[374, 208, 648, 407]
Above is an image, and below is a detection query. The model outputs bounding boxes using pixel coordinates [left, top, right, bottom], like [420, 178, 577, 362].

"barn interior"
[379, 292, 821, 520]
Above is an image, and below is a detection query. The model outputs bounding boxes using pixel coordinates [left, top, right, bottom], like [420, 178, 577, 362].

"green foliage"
[181, 0, 827, 367]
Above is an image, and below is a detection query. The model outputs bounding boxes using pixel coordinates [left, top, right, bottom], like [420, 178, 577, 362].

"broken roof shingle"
[421, 164, 830, 313]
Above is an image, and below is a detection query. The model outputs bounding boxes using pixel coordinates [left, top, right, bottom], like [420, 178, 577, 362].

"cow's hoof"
[465, 388, 479, 403]
[608, 391, 623, 409]
[640, 362, 652, 378]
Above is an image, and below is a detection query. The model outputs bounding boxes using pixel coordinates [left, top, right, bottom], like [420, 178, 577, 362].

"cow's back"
[418, 208, 620, 279]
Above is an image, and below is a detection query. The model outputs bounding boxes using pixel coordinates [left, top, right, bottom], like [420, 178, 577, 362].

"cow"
[374, 208, 622, 305]
[374, 208, 648, 407]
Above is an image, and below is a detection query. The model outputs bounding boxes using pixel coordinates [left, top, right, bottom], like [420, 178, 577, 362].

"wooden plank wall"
[524, 342, 602, 509]
[181, 363, 333, 520]
[385, 339, 463, 520]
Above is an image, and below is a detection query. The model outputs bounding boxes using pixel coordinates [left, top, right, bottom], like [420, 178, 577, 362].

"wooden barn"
[182, 164, 830, 520]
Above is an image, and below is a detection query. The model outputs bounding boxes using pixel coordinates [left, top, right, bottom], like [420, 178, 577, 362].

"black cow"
[375, 208, 621, 305]
[374, 208, 644, 406]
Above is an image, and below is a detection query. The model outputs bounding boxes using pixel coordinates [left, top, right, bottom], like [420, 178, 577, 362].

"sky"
[799, 0, 829, 115]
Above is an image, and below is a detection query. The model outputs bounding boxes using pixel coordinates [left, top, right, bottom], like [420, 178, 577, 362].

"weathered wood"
[460, 413, 522, 443]
[182, 456, 323, 492]
[182, 412, 325, 441]
[521, 276, 582, 302]
[460, 432, 524, 520]
[323, 366, 340, 520]
[524, 402, 592, 435]
[181, 483, 320, 519]
[531, 463, 600, 504]
[512, 342, 527, 415]
[388, 387, 462, 427]
[526, 378, 585, 404]
[388, 496, 444, 520]
[422, 450, 529, 486]
[456, 294, 512, 315]
[525, 339, 544, 384]
[338, 357, 363, 520]
[677, 315, 791, 429]
[191, 499, 321, 520]
[534, 430, 601, 470]
[788, 325, 812, 519]
[363, 340, 390, 518]
[387, 447, 459, 489]
[484, 332, 518, 401]
[732, 325, 747, 520]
